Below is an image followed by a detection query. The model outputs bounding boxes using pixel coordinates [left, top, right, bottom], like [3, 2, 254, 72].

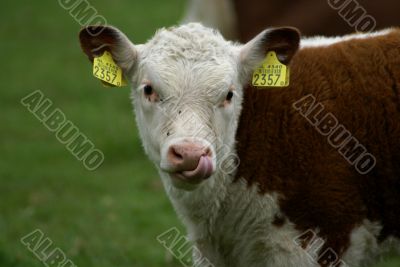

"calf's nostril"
[168, 146, 185, 164]
[172, 148, 183, 160]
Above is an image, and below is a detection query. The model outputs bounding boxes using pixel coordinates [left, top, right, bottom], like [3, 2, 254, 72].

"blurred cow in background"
[183, 0, 400, 42]
[182, 0, 238, 40]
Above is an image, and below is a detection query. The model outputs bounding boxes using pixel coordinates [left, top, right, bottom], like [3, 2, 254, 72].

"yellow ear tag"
[252, 51, 289, 88]
[93, 51, 127, 87]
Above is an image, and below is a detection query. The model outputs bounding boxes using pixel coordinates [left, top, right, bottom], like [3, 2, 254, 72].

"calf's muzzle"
[167, 142, 214, 183]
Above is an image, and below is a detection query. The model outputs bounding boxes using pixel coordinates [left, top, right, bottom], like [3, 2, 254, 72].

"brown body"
[235, 29, 400, 261]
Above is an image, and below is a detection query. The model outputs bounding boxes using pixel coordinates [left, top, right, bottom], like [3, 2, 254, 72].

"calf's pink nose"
[167, 143, 213, 181]
[168, 143, 210, 170]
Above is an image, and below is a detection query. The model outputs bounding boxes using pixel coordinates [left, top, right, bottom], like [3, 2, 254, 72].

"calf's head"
[79, 23, 299, 190]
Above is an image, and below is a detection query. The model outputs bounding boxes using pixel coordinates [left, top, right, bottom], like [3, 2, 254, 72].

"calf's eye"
[226, 91, 234, 101]
[144, 85, 153, 95]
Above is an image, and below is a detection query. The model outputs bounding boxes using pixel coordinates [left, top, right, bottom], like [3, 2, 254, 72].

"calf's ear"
[79, 26, 138, 75]
[238, 27, 300, 84]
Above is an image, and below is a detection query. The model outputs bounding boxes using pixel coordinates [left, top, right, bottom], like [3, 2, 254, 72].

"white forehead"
[138, 23, 238, 93]
[144, 23, 236, 62]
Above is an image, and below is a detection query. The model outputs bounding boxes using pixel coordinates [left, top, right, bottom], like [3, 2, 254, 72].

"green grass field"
[1, 1, 399, 266]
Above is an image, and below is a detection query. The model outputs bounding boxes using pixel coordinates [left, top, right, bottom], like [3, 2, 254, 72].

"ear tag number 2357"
[93, 51, 127, 87]
[252, 51, 289, 88]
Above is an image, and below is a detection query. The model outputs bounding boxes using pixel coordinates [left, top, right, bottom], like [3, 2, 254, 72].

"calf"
[79, 23, 400, 266]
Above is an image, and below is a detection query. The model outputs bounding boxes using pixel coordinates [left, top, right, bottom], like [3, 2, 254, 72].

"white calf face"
[131, 26, 242, 189]
[79, 23, 300, 190]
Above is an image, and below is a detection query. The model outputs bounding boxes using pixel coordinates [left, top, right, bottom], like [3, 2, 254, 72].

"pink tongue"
[182, 156, 213, 180]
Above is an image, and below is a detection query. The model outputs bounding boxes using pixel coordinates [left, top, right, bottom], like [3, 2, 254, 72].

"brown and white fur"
[79, 23, 400, 266]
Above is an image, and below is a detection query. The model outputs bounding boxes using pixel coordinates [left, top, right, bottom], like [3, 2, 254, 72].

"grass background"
[0, 0, 399, 266]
